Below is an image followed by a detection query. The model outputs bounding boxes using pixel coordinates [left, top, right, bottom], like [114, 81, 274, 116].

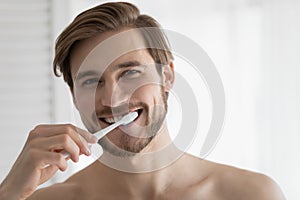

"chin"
[99, 133, 155, 157]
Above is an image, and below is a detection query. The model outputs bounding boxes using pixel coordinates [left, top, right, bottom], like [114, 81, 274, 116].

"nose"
[98, 81, 129, 107]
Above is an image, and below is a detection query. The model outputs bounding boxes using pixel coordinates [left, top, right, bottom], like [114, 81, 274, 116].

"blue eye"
[123, 69, 140, 77]
[82, 78, 99, 86]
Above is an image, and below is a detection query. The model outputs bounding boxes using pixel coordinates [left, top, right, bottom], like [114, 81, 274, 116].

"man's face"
[70, 29, 174, 156]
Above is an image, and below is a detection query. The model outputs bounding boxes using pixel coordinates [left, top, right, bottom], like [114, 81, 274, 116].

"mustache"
[96, 102, 148, 116]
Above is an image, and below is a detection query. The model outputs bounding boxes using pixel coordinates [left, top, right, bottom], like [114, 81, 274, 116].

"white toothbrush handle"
[94, 120, 122, 140]
[61, 121, 122, 159]
[43, 114, 137, 168]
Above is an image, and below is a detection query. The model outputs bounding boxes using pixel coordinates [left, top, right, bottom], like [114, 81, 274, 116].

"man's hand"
[0, 124, 97, 200]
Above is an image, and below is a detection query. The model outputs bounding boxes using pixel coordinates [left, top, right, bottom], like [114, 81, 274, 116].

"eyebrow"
[115, 60, 142, 69]
[76, 60, 143, 81]
[76, 70, 100, 81]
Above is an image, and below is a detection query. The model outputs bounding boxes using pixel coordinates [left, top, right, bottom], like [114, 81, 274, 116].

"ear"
[163, 61, 175, 92]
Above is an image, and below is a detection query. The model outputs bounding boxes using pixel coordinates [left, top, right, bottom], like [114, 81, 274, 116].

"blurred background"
[0, 0, 299, 199]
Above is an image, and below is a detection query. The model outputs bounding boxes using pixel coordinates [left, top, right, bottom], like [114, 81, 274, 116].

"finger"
[75, 127, 98, 144]
[39, 151, 68, 171]
[30, 135, 81, 162]
[49, 135, 81, 162]
[31, 124, 93, 156]
[27, 149, 68, 171]
[67, 127, 93, 156]
[31, 124, 97, 143]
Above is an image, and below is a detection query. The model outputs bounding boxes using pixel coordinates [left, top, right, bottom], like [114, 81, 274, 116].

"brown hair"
[53, 2, 173, 90]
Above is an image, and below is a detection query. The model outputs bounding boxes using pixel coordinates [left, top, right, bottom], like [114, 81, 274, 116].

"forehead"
[70, 28, 153, 79]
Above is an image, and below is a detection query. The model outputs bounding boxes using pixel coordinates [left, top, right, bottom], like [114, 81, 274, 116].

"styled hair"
[53, 2, 173, 90]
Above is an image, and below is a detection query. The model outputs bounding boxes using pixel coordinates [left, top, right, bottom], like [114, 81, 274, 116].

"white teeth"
[103, 114, 126, 124]
[104, 117, 115, 124]
[114, 116, 123, 122]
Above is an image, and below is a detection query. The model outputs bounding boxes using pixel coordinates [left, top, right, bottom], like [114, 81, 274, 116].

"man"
[0, 2, 285, 200]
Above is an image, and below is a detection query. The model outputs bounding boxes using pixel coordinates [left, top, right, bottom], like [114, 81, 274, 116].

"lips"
[102, 115, 124, 124]
[98, 109, 143, 125]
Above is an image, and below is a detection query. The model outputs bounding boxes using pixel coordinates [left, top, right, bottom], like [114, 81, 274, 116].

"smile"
[99, 109, 143, 125]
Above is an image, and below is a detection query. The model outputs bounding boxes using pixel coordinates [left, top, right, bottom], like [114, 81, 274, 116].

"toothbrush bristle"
[121, 112, 138, 125]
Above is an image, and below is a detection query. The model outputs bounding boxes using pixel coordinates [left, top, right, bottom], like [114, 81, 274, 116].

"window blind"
[0, 0, 53, 181]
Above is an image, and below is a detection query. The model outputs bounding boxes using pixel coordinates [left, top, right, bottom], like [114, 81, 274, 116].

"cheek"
[74, 91, 96, 114]
[131, 84, 162, 105]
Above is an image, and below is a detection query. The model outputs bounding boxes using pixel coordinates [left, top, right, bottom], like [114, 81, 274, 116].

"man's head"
[53, 2, 173, 90]
[53, 2, 175, 156]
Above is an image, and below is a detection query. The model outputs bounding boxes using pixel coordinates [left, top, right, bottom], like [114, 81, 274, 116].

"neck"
[99, 121, 181, 172]
[94, 122, 186, 195]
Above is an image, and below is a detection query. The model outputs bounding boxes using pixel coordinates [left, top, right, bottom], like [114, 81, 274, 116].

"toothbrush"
[93, 111, 138, 140]
[62, 111, 138, 158]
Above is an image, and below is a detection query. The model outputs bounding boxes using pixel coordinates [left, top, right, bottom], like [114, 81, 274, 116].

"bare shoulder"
[182, 155, 285, 199]
[27, 182, 82, 200]
[209, 161, 286, 200]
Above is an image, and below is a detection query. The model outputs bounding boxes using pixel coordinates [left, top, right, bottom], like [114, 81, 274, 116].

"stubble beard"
[99, 88, 168, 157]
